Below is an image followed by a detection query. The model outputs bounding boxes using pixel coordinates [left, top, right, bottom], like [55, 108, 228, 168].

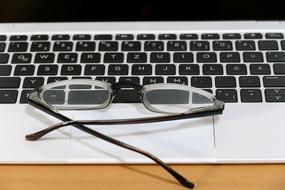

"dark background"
[0, 0, 285, 22]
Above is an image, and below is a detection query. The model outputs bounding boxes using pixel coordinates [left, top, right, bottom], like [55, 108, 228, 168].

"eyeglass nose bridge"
[111, 81, 143, 94]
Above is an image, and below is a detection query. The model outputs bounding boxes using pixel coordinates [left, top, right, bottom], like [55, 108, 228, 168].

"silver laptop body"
[0, 1, 285, 163]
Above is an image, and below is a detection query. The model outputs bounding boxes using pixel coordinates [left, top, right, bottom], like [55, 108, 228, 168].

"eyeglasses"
[26, 79, 225, 189]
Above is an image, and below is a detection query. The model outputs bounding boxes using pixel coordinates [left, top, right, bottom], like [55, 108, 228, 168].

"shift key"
[263, 76, 285, 87]
[0, 77, 21, 88]
[0, 90, 18, 103]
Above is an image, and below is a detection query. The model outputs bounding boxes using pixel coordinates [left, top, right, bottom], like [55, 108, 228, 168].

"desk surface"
[0, 164, 285, 190]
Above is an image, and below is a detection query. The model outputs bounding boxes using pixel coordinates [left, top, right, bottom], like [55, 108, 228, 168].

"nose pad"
[111, 81, 143, 103]
[111, 81, 143, 92]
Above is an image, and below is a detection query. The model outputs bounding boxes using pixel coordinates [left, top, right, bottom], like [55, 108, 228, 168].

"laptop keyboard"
[0, 32, 285, 104]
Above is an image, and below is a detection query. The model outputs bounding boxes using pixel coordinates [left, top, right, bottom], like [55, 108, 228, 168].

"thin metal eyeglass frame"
[26, 79, 225, 189]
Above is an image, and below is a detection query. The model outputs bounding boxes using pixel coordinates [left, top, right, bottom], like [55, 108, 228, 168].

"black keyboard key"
[0, 43, 6, 52]
[96, 77, 116, 84]
[266, 52, 285, 62]
[73, 34, 91, 40]
[47, 77, 68, 84]
[226, 64, 247, 75]
[119, 77, 140, 84]
[150, 53, 170, 63]
[137, 34, 155, 40]
[278, 38, 285, 50]
[84, 64, 105, 75]
[127, 53, 147, 63]
[250, 64, 271, 75]
[241, 89, 262, 102]
[274, 64, 285, 74]
[116, 34, 134, 40]
[179, 64, 199, 75]
[31, 35, 49, 41]
[216, 89, 238, 102]
[43, 90, 65, 104]
[31, 42, 51, 52]
[173, 53, 193, 63]
[180, 34, 198, 40]
[239, 76, 260, 87]
[167, 77, 188, 85]
[144, 41, 164, 51]
[23, 77, 45, 88]
[53, 41, 73, 51]
[243, 52, 264, 62]
[143, 77, 164, 85]
[215, 76, 236, 88]
[68, 90, 107, 104]
[35, 53, 55, 63]
[0, 90, 18, 103]
[191, 77, 212, 88]
[244, 33, 262, 39]
[0, 53, 10, 63]
[76, 41, 96, 51]
[167, 41, 187, 51]
[222, 33, 241, 39]
[80, 53, 101, 63]
[11, 53, 32, 63]
[121, 41, 141, 51]
[0, 65, 11, 76]
[258, 40, 278, 50]
[99, 41, 118, 51]
[0, 35, 7, 41]
[265, 89, 285, 102]
[14, 65, 35, 76]
[94, 34, 113, 40]
[158, 34, 177, 40]
[57, 53, 78, 63]
[236, 41, 256, 50]
[52, 34, 70, 40]
[263, 76, 285, 87]
[20, 90, 33, 104]
[104, 53, 124, 63]
[201, 33, 219, 39]
[0, 77, 21, 88]
[132, 64, 152, 75]
[8, 42, 28, 52]
[213, 41, 233, 51]
[203, 64, 223, 75]
[266, 33, 284, 39]
[220, 52, 240, 62]
[113, 89, 141, 103]
[155, 64, 176, 75]
[37, 65, 58, 75]
[190, 41, 210, 51]
[61, 65, 82, 75]
[71, 77, 92, 80]
[10, 35, 27, 41]
[108, 64, 129, 75]
[197, 52, 217, 63]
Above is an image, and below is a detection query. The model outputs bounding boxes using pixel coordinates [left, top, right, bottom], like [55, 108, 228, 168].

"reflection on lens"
[43, 90, 65, 105]
[41, 80, 111, 109]
[144, 88, 214, 113]
[68, 90, 109, 105]
[145, 89, 189, 104]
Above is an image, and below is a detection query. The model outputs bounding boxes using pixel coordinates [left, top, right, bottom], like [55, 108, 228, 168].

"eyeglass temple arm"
[27, 104, 224, 141]
[26, 98, 195, 189]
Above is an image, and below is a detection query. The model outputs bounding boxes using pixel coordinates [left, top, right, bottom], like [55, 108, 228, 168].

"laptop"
[1, 0, 285, 164]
